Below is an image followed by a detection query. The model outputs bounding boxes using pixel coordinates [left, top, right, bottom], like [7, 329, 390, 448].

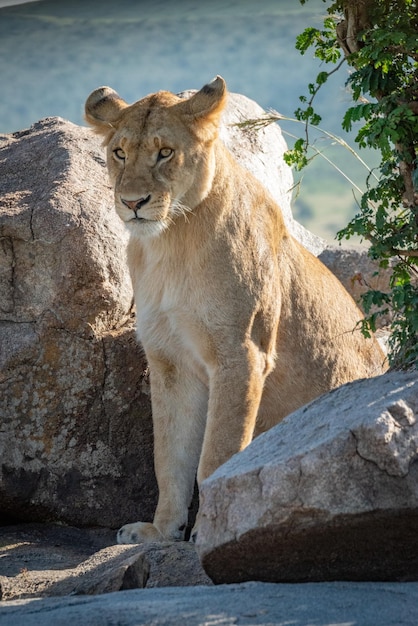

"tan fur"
[85, 77, 387, 544]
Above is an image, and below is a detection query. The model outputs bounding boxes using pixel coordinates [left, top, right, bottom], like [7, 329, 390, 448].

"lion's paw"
[116, 522, 165, 545]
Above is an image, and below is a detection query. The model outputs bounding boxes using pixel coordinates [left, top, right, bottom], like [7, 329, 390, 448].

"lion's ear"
[85, 87, 128, 134]
[176, 76, 227, 137]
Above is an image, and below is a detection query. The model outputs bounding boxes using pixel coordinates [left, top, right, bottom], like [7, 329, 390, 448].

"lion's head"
[85, 76, 227, 238]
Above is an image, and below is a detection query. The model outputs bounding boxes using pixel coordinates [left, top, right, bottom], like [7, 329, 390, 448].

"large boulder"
[0, 117, 155, 527]
[196, 370, 418, 583]
[0, 524, 211, 601]
[1, 580, 418, 626]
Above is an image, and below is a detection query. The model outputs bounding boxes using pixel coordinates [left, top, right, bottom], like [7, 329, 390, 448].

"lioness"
[85, 76, 387, 544]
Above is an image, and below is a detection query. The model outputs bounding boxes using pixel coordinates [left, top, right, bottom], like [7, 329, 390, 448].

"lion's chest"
[134, 274, 213, 384]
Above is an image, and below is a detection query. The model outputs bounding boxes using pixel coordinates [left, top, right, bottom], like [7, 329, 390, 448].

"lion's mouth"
[128, 215, 152, 223]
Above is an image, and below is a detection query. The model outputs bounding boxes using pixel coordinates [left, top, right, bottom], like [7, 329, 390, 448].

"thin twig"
[238, 113, 379, 181]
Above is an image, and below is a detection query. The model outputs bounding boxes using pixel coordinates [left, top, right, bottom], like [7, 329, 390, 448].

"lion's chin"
[126, 217, 169, 239]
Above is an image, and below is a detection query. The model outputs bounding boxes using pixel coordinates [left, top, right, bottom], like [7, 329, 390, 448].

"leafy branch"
[289, 0, 418, 369]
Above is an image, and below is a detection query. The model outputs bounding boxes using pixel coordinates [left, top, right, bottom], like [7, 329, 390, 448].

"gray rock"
[196, 370, 418, 583]
[0, 118, 156, 527]
[0, 525, 144, 600]
[1, 581, 418, 626]
[319, 245, 393, 325]
[141, 542, 212, 588]
[0, 524, 211, 601]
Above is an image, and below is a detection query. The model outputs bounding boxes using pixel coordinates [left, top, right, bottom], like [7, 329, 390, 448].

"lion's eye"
[113, 148, 126, 161]
[157, 148, 173, 161]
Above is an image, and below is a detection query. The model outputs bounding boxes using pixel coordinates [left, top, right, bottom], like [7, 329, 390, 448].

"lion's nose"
[121, 195, 151, 211]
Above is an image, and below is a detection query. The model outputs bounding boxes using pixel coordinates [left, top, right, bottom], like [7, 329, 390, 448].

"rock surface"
[319, 245, 393, 327]
[196, 370, 418, 584]
[0, 117, 155, 527]
[0, 524, 211, 601]
[1, 581, 418, 626]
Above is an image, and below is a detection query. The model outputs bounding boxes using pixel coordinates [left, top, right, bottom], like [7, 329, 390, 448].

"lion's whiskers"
[170, 199, 193, 224]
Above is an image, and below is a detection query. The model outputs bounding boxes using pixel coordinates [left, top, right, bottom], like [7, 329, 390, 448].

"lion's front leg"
[117, 360, 208, 544]
[197, 346, 268, 478]
[190, 344, 269, 542]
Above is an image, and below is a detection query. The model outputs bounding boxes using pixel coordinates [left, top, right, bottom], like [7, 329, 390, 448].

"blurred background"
[0, 0, 377, 241]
